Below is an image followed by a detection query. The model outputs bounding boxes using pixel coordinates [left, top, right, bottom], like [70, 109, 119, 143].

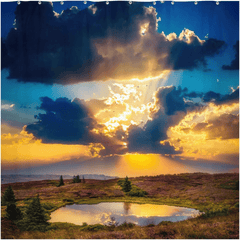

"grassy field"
[1, 172, 239, 239]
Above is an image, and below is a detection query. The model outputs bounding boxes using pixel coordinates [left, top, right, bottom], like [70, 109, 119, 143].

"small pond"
[49, 202, 201, 226]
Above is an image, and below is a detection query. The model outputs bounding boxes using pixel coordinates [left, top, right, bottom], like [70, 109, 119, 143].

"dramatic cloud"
[192, 114, 239, 140]
[25, 97, 97, 144]
[127, 86, 202, 154]
[154, 86, 202, 115]
[24, 96, 128, 156]
[202, 87, 239, 105]
[222, 41, 239, 70]
[2, 1, 225, 84]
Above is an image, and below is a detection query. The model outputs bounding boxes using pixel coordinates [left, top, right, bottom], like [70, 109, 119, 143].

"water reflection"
[123, 202, 131, 214]
[49, 202, 200, 226]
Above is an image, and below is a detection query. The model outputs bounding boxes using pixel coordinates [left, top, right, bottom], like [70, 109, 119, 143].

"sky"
[1, 1, 239, 177]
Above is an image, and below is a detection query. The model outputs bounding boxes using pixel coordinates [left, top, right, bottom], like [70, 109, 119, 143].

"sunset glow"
[1, 1, 239, 176]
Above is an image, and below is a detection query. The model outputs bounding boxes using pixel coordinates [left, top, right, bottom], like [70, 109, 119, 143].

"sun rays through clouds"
[1, 1, 239, 175]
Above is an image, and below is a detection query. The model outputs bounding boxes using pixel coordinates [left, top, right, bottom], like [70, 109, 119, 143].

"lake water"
[49, 202, 201, 226]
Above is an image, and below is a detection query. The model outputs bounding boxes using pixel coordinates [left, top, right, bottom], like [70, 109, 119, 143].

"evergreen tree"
[73, 175, 76, 183]
[2, 186, 16, 206]
[82, 175, 85, 183]
[76, 175, 81, 183]
[6, 203, 22, 221]
[122, 176, 132, 192]
[73, 175, 81, 183]
[58, 175, 64, 187]
[22, 195, 49, 231]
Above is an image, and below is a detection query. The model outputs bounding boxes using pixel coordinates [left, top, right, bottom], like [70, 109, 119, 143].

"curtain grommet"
[38, 1, 41, 5]
[171, 1, 174, 5]
[60, 1, 64, 5]
[106, 1, 109, 5]
[194, 1, 198, 5]
[84, 1, 87, 4]
[153, 2, 156, 5]
[17, 1, 21, 5]
[129, 1, 132, 5]
[216, 1, 219, 5]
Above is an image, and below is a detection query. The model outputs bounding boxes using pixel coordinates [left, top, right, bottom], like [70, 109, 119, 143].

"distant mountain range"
[1, 174, 118, 184]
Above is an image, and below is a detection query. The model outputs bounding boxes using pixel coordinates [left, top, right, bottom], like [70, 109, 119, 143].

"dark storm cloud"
[202, 87, 239, 105]
[25, 97, 101, 144]
[127, 123, 181, 155]
[222, 41, 239, 70]
[3, 1, 225, 84]
[155, 86, 202, 115]
[127, 86, 201, 154]
[168, 37, 225, 70]
[193, 114, 239, 140]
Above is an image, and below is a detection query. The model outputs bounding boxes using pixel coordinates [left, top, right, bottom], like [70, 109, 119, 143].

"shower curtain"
[1, 0, 239, 238]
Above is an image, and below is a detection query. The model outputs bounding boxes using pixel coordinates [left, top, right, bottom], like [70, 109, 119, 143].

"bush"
[63, 198, 74, 203]
[82, 224, 106, 232]
[202, 206, 229, 218]
[42, 202, 56, 211]
[126, 185, 147, 197]
[117, 179, 125, 187]
[118, 222, 135, 230]
[234, 202, 239, 208]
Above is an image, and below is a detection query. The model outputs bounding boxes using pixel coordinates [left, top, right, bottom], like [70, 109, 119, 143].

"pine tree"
[76, 175, 81, 183]
[82, 175, 85, 183]
[58, 175, 64, 187]
[122, 176, 132, 192]
[2, 186, 16, 206]
[73, 175, 81, 183]
[6, 203, 22, 221]
[22, 195, 49, 231]
[73, 175, 76, 183]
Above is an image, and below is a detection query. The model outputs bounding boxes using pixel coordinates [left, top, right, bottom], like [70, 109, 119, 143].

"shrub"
[126, 185, 147, 197]
[82, 224, 106, 232]
[234, 202, 239, 208]
[202, 206, 229, 218]
[117, 222, 135, 230]
[42, 202, 56, 211]
[63, 198, 74, 203]
[158, 221, 172, 226]
[117, 179, 125, 187]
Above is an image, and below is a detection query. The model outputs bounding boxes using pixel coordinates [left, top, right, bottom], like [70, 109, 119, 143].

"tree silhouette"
[2, 186, 16, 206]
[76, 175, 81, 183]
[73, 175, 81, 183]
[122, 176, 132, 192]
[82, 176, 85, 183]
[58, 175, 64, 187]
[21, 195, 49, 231]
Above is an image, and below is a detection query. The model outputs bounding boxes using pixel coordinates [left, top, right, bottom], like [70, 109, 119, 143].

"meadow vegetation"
[1, 172, 239, 239]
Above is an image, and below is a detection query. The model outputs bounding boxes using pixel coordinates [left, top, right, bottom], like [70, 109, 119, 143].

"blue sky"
[1, 1, 239, 176]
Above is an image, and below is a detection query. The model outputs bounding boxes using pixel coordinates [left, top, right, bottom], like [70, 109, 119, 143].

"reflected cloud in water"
[49, 202, 201, 226]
